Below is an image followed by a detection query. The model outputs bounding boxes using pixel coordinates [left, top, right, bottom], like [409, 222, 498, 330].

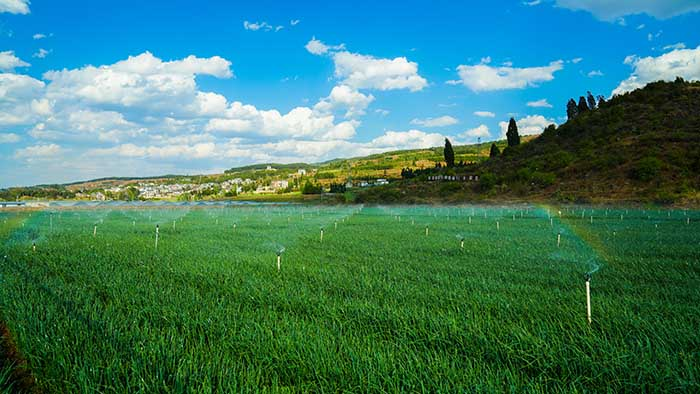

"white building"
[271, 180, 289, 190]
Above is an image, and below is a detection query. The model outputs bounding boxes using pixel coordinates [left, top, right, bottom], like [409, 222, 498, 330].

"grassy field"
[0, 205, 699, 392]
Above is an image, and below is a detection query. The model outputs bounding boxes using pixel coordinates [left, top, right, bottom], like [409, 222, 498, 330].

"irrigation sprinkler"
[155, 225, 159, 250]
[496, 221, 500, 231]
[687, 218, 690, 225]
[550, 218, 553, 227]
[277, 251, 282, 271]
[335, 221, 338, 230]
[590, 216, 593, 224]
[557, 231, 561, 248]
[320, 227, 324, 242]
[173, 220, 176, 230]
[460, 237, 465, 250]
[93, 225, 97, 237]
[584, 273, 592, 324]
[425, 226, 429, 236]
[469, 216, 472, 224]
[32, 242, 36, 252]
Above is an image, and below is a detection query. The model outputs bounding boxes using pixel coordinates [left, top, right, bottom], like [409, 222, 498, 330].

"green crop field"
[0, 205, 699, 393]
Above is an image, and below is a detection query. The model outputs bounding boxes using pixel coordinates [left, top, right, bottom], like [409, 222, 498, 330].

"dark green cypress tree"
[443, 138, 455, 167]
[489, 143, 500, 158]
[587, 91, 597, 110]
[506, 118, 520, 147]
[578, 96, 589, 113]
[566, 98, 578, 120]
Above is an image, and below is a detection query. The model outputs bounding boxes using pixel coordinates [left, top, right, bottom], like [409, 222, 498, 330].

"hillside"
[0, 138, 518, 201]
[358, 79, 700, 205]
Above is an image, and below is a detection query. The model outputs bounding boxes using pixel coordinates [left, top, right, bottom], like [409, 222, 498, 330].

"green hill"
[357, 79, 700, 205]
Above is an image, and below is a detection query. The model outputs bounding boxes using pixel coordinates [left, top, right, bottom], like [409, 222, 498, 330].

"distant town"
[75, 166, 391, 201]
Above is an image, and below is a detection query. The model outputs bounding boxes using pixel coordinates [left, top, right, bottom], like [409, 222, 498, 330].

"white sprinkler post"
[425, 226, 429, 236]
[460, 237, 465, 250]
[32, 242, 36, 252]
[277, 252, 281, 272]
[155, 224, 159, 250]
[320, 227, 324, 242]
[93, 225, 97, 237]
[557, 232, 561, 248]
[550, 218, 553, 227]
[469, 216, 472, 224]
[496, 221, 500, 231]
[585, 273, 592, 324]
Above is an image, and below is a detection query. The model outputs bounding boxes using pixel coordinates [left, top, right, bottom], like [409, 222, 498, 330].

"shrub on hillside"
[631, 157, 663, 181]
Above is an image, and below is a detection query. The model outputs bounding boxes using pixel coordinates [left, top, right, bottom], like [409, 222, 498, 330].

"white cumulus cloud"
[474, 111, 496, 118]
[452, 60, 563, 92]
[0, 0, 29, 14]
[410, 115, 458, 127]
[499, 115, 556, 138]
[461, 124, 490, 139]
[554, 0, 700, 21]
[526, 99, 553, 108]
[0, 50, 30, 71]
[33, 48, 50, 58]
[14, 143, 63, 159]
[613, 46, 700, 95]
[0, 132, 20, 143]
[331, 51, 428, 92]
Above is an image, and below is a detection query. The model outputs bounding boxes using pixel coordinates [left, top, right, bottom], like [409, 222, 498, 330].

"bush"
[631, 157, 662, 181]
[301, 181, 323, 194]
[479, 173, 497, 191]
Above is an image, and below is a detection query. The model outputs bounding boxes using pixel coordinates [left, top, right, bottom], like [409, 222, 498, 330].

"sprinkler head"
[584, 273, 591, 281]
[276, 251, 281, 257]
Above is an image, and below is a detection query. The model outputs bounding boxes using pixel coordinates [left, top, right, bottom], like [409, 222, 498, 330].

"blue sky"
[1, 0, 700, 187]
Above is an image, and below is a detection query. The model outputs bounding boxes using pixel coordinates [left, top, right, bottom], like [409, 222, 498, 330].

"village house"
[271, 180, 289, 190]
[427, 175, 480, 182]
